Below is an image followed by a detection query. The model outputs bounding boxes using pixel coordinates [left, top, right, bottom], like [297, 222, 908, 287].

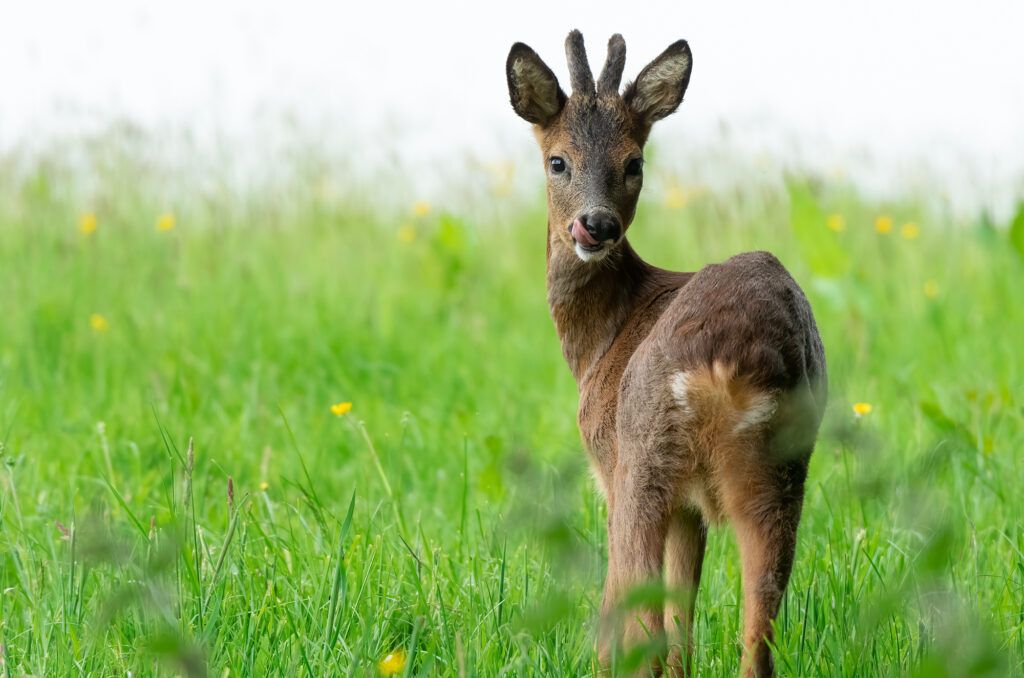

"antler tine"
[597, 34, 626, 95]
[565, 29, 596, 96]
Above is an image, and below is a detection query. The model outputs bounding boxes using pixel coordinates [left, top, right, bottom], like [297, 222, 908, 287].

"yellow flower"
[852, 402, 872, 416]
[924, 280, 939, 298]
[157, 213, 176, 231]
[90, 314, 109, 332]
[664, 186, 687, 210]
[259, 482, 269, 491]
[662, 182, 707, 210]
[900, 222, 919, 239]
[411, 201, 431, 218]
[79, 213, 97, 234]
[826, 214, 845, 232]
[488, 162, 516, 197]
[331, 402, 352, 416]
[378, 650, 407, 676]
[875, 216, 892, 234]
[397, 224, 416, 243]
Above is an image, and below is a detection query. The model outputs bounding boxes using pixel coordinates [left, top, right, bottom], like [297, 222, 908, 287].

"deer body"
[508, 32, 826, 677]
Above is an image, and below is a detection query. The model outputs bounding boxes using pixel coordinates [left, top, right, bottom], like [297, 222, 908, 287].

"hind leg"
[723, 461, 807, 678]
[663, 507, 706, 677]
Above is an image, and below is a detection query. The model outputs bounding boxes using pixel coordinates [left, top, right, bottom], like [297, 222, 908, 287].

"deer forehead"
[538, 96, 642, 160]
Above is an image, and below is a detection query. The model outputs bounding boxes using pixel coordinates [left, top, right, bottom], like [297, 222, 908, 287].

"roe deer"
[505, 31, 827, 677]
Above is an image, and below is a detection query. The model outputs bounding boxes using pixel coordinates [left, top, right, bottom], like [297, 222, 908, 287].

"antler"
[565, 30, 596, 96]
[597, 34, 626, 95]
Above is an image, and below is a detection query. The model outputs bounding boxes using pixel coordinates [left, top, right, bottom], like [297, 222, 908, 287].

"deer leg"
[729, 480, 804, 678]
[663, 507, 706, 677]
[598, 467, 672, 675]
[597, 513, 619, 670]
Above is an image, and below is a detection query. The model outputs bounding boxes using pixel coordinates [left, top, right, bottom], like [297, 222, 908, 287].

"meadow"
[1, 141, 1023, 677]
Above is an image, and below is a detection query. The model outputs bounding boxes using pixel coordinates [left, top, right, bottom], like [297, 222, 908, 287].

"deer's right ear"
[507, 43, 567, 127]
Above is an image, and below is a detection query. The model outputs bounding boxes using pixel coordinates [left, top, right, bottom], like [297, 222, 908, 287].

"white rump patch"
[671, 367, 777, 433]
[669, 371, 694, 417]
[734, 392, 777, 433]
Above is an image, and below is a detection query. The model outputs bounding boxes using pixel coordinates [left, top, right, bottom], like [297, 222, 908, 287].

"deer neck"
[546, 228, 653, 386]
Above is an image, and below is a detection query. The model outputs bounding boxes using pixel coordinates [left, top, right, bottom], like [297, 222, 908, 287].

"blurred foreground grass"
[1, 149, 1023, 677]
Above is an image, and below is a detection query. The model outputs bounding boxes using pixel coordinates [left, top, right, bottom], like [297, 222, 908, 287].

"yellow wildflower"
[157, 213, 176, 231]
[662, 182, 707, 210]
[79, 213, 97, 234]
[315, 178, 338, 202]
[488, 162, 515, 197]
[664, 186, 687, 210]
[397, 224, 416, 243]
[900, 222, 919, 239]
[875, 216, 892, 234]
[259, 482, 269, 491]
[378, 650, 407, 676]
[90, 314, 109, 332]
[331, 402, 352, 416]
[852, 402, 872, 416]
[411, 201, 431, 218]
[826, 214, 845, 232]
[924, 280, 939, 298]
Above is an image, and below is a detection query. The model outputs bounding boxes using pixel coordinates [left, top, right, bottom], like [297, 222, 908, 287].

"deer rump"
[602, 251, 826, 525]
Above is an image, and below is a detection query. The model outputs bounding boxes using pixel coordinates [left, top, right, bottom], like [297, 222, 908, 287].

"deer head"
[506, 30, 692, 263]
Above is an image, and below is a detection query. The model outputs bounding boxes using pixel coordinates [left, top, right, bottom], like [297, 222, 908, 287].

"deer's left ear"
[624, 40, 692, 125]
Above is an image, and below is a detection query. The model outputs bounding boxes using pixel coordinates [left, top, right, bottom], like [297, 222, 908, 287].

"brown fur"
[507, 32, 827, 678]
[597, 34, 627, 95]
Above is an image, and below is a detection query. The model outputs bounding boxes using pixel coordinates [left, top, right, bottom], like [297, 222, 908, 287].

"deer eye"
[625, 158, 643, 177]
[549, 156, 567, 174]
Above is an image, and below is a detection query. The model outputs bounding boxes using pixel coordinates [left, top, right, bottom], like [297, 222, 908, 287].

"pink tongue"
[571, 219, 598, 246]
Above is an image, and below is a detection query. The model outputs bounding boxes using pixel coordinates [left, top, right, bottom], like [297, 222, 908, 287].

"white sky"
[2, 0, 1022, 214]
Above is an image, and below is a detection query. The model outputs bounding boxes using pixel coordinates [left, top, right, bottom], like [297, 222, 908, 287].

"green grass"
[1, 150, 1023, 677]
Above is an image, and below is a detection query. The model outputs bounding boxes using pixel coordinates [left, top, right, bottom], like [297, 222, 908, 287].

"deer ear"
[507, 43, 567, 127]
[624, 40, 692, 125]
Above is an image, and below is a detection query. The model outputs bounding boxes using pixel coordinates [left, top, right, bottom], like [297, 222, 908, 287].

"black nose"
[577, 211, 622, 243]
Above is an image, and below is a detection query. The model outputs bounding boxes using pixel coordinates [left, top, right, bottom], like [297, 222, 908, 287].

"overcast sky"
[2, 0, 1022, 213]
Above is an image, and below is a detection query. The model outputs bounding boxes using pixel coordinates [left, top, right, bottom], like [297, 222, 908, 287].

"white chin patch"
[574, 243, 608, 262]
